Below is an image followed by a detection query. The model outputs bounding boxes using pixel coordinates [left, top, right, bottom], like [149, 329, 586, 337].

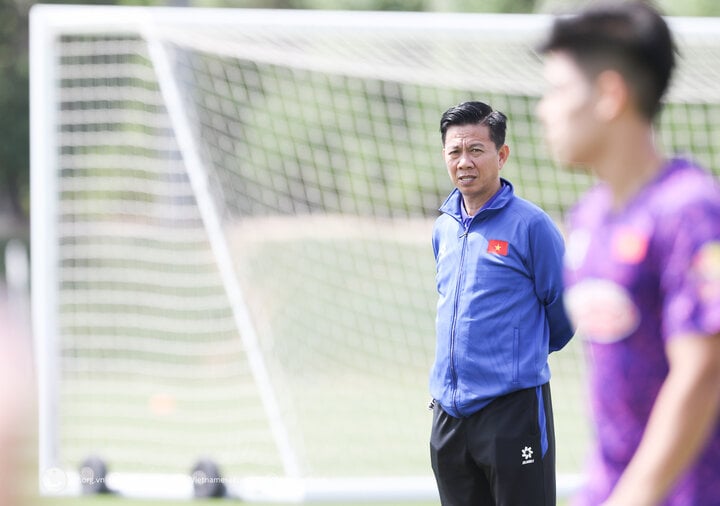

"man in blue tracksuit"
[429, 101, 574, 506]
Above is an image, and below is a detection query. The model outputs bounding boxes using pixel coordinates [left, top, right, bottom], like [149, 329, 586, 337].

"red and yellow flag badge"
[611, 226, 649, 264]
[694, 241, 720, 301]
[487, 239, 509, 256]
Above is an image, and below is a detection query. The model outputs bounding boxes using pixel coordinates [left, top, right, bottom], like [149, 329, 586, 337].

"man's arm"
[530, 214, 574, 351]
[602, 332, 720, 506]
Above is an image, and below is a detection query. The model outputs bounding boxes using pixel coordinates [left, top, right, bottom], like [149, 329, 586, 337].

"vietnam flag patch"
[487, 239, 509, 256]
[611, 226, 649, 264]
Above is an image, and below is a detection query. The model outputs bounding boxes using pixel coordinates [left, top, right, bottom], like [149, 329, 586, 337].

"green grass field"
[44, 220, 591, 506]
[53, 222, 592, 480]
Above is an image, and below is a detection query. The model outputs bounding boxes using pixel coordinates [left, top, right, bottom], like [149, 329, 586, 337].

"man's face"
[537, 51, 603, 167]
[443, 123, 508, 205]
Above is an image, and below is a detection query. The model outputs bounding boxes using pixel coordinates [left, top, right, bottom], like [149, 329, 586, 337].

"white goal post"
[30, 4, 720, 502]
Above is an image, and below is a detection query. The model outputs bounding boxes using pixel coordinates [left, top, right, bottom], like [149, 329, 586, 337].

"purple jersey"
[564, 158, 720, 506]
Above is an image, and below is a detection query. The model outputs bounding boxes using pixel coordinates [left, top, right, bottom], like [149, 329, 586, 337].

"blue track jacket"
[431, 180, 574, 418]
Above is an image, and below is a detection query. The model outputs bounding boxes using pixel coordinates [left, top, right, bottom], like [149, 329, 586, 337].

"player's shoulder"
[652, 158, 720, 216]
[567, 181, 611, 230]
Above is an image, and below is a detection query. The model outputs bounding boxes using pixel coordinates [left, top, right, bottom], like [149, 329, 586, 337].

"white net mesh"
[33, 6, 720, 498]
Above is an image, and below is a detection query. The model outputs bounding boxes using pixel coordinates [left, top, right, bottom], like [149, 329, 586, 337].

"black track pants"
[430, 383, 556, 506]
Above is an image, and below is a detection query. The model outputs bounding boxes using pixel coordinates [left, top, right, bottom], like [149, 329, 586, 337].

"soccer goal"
[30, 4, 720, 502]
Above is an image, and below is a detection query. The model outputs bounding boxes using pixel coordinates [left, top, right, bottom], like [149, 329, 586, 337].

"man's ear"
[595, 69, 629, 121]
[498, 144, 510, 169]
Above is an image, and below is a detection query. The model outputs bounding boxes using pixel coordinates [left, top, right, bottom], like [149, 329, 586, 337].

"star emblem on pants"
[521, 446, 533, 460]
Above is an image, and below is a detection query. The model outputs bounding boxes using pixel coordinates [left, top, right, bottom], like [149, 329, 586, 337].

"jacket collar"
[438, 178, 514, 221]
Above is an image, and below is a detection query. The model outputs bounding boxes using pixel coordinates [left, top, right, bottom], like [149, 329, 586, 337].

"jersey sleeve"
[660, 198, 720, 341]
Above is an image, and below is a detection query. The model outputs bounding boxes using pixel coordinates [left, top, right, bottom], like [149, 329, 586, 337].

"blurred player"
[537, 2, 720, 505]
[0, 285, 33, 506]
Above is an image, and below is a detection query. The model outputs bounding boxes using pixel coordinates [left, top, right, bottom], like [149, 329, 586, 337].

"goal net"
[30, 5, 720, 501]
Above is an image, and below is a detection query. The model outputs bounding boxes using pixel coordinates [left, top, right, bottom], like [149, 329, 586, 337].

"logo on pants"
[521, 446, 535, 465]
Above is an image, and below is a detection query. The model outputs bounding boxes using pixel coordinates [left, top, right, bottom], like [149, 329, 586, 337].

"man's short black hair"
[537, 1, 675, 120]
[440, 101, 507, 149]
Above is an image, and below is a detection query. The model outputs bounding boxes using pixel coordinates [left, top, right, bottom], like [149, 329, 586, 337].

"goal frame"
[30, 8, 559, 501]
[31, 4, 719, 502]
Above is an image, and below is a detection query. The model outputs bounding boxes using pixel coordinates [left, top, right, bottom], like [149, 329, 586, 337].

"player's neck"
[594, 125, 664, 210]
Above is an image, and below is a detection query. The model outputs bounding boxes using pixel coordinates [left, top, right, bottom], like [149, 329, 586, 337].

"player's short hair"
[440, 101, 507, 149]
[537, 1, 676, 121]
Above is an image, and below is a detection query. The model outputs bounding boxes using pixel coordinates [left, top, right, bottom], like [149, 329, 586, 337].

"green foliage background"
[2, 0, 718, 233]
[0, 0, 717, 278]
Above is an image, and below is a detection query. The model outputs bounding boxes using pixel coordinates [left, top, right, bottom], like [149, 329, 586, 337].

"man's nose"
[457, 151, 472, 168]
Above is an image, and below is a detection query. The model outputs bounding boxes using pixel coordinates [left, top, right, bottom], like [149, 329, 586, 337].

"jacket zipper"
[449, 224, 470, 413]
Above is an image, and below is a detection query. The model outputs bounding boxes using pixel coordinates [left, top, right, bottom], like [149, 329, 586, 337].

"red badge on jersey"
[487, 239, 509, 256]
[611, 227, 649, 264]
[694, 241, 720, 301]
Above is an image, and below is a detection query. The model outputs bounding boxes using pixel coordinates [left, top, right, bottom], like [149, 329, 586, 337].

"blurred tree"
[659, 0, 720, 16]
[538, 0, 720, 15]
[192, 0, 720, 15]
[198, 0, 427, 9]
[0, 0, 29, 224]
[303, 0, 426, 10]
[4, 0, 716, 231]
[428, 0, 537, 13]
